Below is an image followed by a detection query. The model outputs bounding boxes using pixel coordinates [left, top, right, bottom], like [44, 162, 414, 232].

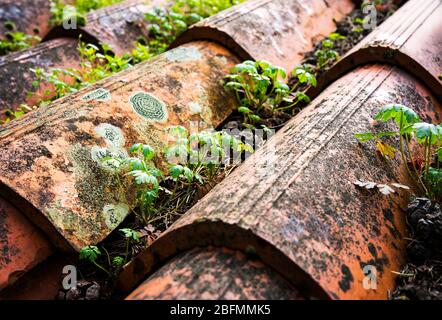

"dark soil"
[292, 1, 399, 81]
[391, 198, 442, 300]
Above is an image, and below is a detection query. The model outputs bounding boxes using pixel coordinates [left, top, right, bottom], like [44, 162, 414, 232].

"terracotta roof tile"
[309, 0, 442, 101]
[0, 0, 51, 39]
[127, 247, 304, 300]
[0, 196, 53, 291]
[172, 0, 355, 75]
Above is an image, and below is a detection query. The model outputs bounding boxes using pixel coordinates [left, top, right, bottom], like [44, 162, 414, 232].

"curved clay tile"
[119, 64, 442, 299]
[0, 0, 51, 40]
[0, 196, 53, 292]
[0, 254, 71, 300]
[171, 0, 355, 74]
[0, 0, 170, 117]
[127, 247, 303, 300]
[310, 0, 442, 102]
[43, 0, 171, 56]
[0, 38, 80, 116]
[0, 41, 239, 252]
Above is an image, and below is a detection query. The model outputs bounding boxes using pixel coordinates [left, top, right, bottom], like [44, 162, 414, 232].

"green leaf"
[275, 66, 287, 79]
[130, 143, 142, 154]
[292, 66, 317, 87]
[167, 125, 188, 138]
[129, 171, 159, 189]
[194, 173, 204, 185]
[275, 81, 289, 92]
[294, 91, 310, 103]
[377, 131, 399, 138]
[183, 166, 194, 182]
[129, 144, 155, 160]
[225, 81, 243, 90]
[231, 62, 257, 75]
[112, 256, 125, 267]
[169, 165, 184, 180]
[119, 228, 141, 242]
[127, 157, 144, 171]
[328, 33, 346, 40]
[412, 122, 439, 144]
[256, 60, 270, 70]
[165, 144, 188, 160]
[249, 114, 262, 123]
[141, 144, 155, 161]
[238, 106, 252, 114]
[355, 132, 375, 142]
[428, 167, 442, 183]
[375, 104, 421, 127]
[322, 39, 334, 48]
[143, 190, 158, 203]
[79, 245, 101, 262]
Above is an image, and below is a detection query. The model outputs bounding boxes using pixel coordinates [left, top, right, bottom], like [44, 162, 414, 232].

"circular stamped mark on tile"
[82, 88, 111, 102]
[129, 92, 168, 122]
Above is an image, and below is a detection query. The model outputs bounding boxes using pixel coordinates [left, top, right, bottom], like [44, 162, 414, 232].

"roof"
[1, 0, 441, 300]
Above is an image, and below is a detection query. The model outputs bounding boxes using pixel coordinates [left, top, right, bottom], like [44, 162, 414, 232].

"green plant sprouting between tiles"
[79, 126, 251, 277]
[355, 104, 442, 200]
[1, 0, 244, 124]
[49, 0, 123, 26]
[223, 60, 317, 129]
[0, 22, 41, 56]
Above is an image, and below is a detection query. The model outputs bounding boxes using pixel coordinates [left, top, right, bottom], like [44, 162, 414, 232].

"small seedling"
[144, 1, 244, 56]
[355, 104, 442, 199]
[112, 256, 125, 269]
[119, 228, 141, 263]
[0, 22, 41, 56]
[5, 1, 243, 123]
[1, 104, 35, 124]
[165, 125, 253, 181]
[79, 245, 111, 276]
[145, 8, 199, 56]
[49, 0, 121, 26]
[314, 33, 346, 70]
[224, 60, 315, 127]
[171, 0, 243, 18]
[27, 40, 135, 112]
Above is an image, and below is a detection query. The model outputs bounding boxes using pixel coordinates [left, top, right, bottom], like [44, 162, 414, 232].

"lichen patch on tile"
[81, 88, 111, 102]
[164, 46, 202, 62]
[129, 92, 168, 122]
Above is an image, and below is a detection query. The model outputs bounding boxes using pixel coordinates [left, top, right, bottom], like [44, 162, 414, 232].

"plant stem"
[426, 136, 432, 178]
[102, 246, 111, 267]
[424, 139, 429, 179]
[289, 82, 299, 93]
[404, 135, 428, 194]
[93, 261, 111, 276]
[275, 99, 300, 112]
[399, 113, 414, 179]
[124, 238, 130, 264]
